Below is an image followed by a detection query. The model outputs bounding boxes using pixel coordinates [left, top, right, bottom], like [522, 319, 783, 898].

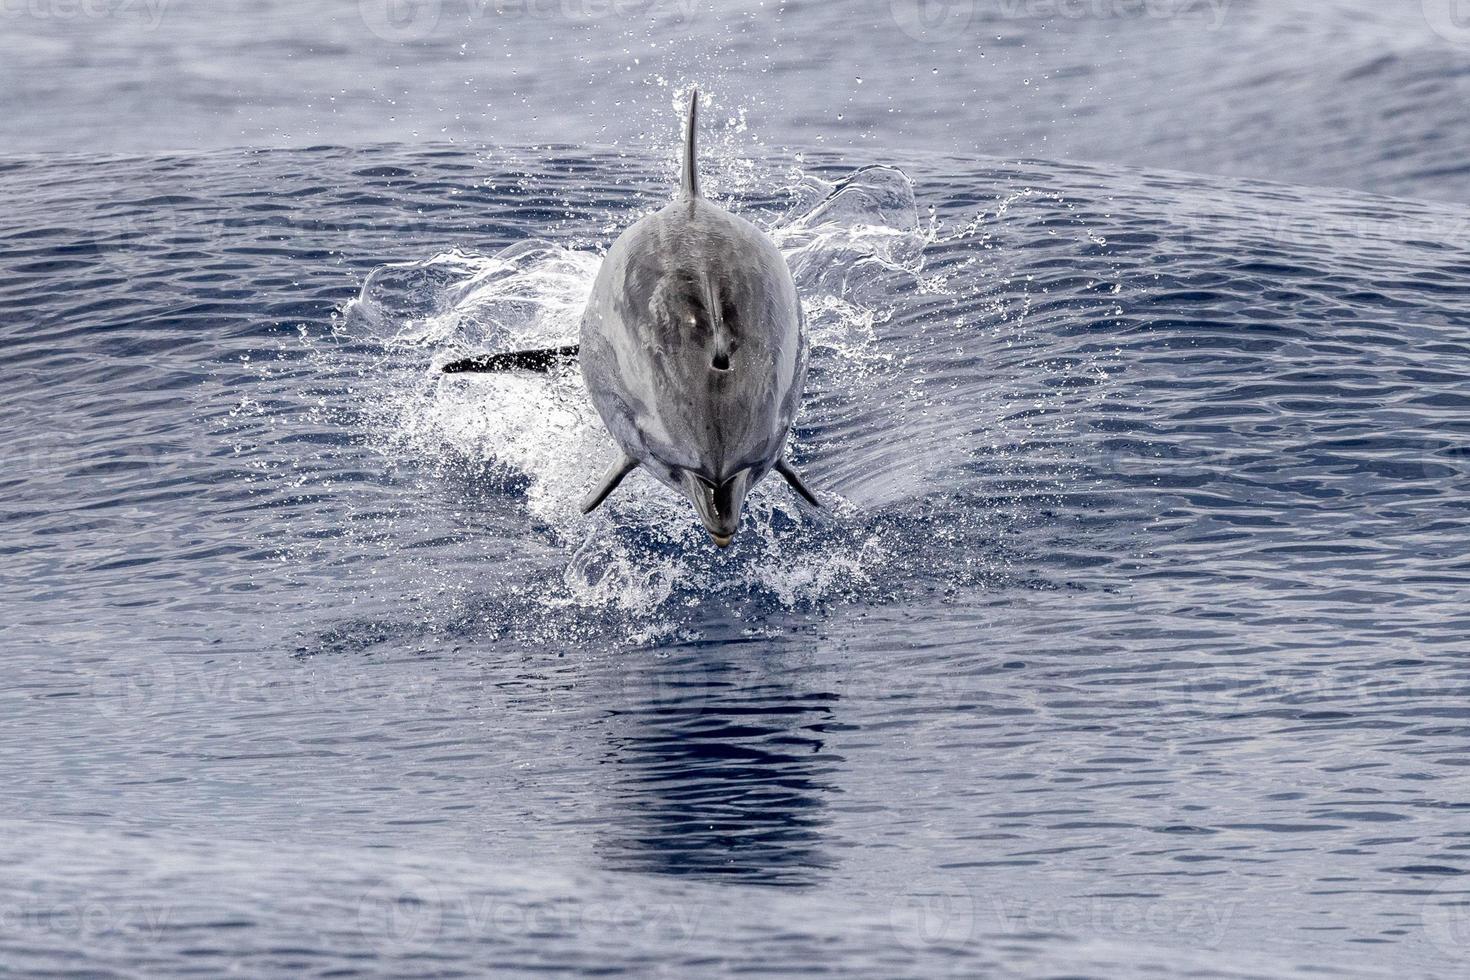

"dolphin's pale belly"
[580, 197, 806, 491]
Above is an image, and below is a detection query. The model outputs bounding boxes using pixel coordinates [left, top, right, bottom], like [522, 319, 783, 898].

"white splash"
[346, 166, 933, 616]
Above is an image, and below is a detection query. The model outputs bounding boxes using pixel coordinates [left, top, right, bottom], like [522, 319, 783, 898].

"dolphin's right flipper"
[581, 452, 639, 514]
[442, 345, 580, 374]
[775, 458, 821, 508]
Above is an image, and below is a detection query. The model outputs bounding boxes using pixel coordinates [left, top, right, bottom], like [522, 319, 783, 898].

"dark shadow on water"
[596, 649, 844, 887]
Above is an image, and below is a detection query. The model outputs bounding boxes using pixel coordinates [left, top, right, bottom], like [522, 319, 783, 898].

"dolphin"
[444, 89, 819, 547]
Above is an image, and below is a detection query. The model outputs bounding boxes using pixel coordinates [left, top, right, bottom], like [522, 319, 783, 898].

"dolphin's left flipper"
[581, 452, 639, 514]
[775, 458, 821, 508]
[442, 345, 580, 374]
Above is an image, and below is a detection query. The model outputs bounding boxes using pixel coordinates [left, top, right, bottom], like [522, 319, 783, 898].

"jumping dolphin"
[443, 89, 819, 547]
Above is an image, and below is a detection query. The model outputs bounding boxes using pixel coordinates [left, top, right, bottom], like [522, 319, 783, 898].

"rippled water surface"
[5, 0, 1470, 200]
[5, 140, 1470, 976]
[5, 1, 1470, 977]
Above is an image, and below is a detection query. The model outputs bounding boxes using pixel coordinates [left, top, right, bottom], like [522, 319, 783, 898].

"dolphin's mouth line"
[680, 468, 751, 549]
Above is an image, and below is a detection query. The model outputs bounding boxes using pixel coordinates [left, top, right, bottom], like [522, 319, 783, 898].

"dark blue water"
[5, 1, 1470, 976]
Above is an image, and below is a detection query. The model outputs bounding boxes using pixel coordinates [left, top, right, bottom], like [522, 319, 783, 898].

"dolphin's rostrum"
[444, 89, 819, 548]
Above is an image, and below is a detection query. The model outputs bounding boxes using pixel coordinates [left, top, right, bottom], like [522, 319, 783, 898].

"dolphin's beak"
[680, 469, 751, 548]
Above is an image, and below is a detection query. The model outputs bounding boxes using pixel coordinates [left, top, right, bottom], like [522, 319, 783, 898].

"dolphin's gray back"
[579, 196, 806, 488]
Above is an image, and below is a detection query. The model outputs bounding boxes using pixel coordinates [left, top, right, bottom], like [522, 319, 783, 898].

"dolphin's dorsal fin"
[679, 88, 701, 199]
